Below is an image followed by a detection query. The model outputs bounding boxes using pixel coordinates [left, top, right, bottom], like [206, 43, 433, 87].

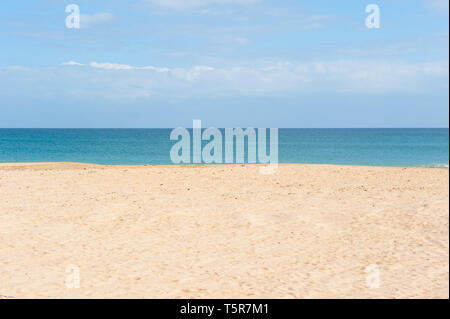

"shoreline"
[0, 162, 448, 169]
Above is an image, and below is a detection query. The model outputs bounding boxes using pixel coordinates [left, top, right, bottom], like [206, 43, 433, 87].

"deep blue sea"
[0, 129, 448, 167]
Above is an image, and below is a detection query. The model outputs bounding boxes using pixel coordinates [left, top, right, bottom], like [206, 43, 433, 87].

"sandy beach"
[0, 163, 448, 299]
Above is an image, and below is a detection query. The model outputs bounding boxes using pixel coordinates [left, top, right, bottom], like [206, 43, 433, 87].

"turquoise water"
[0, 129, 448, 167]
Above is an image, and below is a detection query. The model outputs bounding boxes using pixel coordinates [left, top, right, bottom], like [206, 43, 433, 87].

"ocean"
[0, 128, 448, 167]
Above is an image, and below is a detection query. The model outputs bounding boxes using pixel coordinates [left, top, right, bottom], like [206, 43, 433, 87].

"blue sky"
[0, 0, 448, 128]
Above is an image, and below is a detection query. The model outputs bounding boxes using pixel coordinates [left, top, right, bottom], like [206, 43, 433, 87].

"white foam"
[420, 163, 449, 168]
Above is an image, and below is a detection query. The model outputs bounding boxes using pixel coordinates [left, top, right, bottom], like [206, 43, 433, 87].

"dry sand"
[0, 163, 448, 299]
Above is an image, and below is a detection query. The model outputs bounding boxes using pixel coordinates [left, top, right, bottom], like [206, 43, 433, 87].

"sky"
[0, 0, 448, 128]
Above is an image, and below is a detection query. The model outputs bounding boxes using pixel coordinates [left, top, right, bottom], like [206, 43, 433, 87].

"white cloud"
[3, 60, 448, 100]
[212, 37, 249, 46]
[90, 62, 136, 70]
[62, 61, 84, 66]
[89, 62, 169, 72]
[215, 0, 262, 4]
[80, 13, 114, 29]
[146, 0, 205, 9]
[233, 37, 249, 45]
[2, 65, 27, 70]
[145, 0, 262, 10]
[426, 0, 449, 13]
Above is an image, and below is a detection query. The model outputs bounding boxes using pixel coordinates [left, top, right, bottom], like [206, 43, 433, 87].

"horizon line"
[0, 127, 449, 130]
